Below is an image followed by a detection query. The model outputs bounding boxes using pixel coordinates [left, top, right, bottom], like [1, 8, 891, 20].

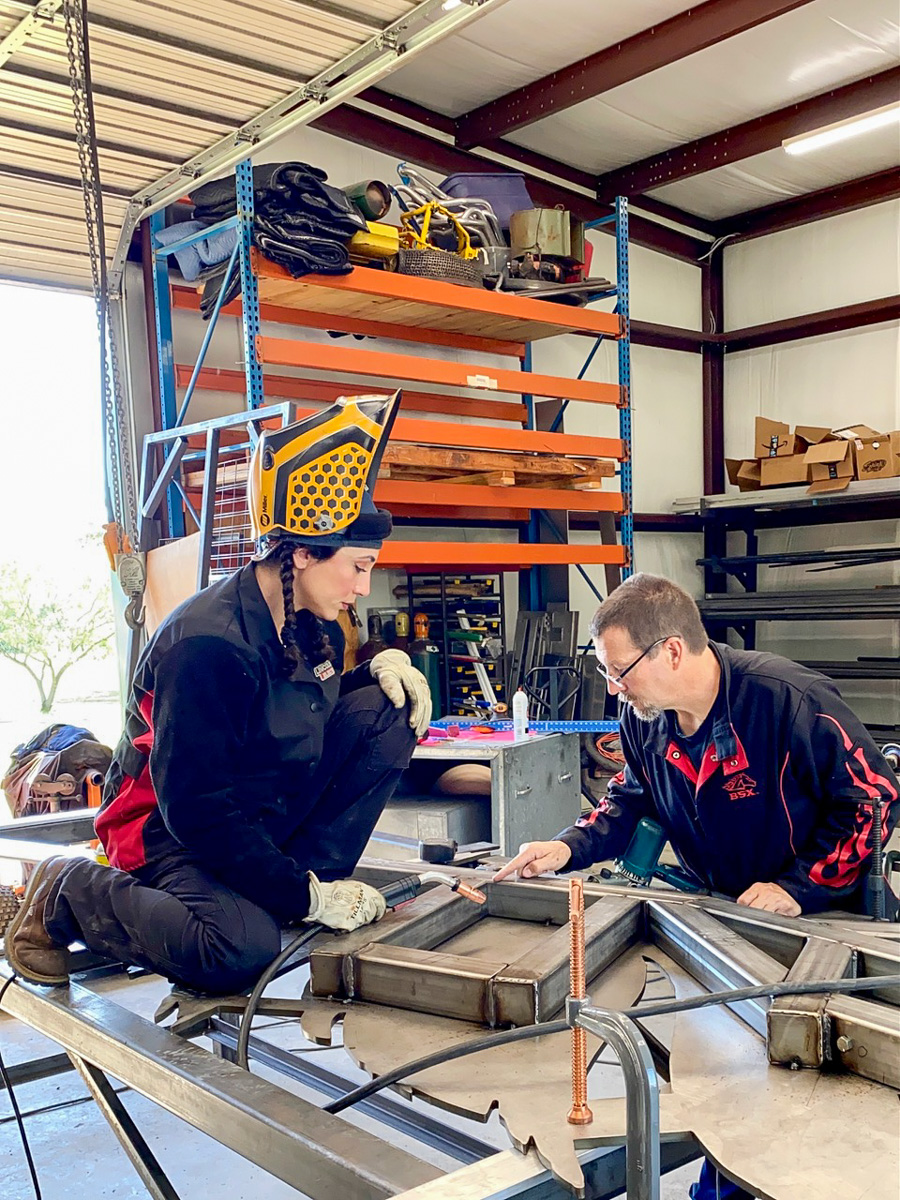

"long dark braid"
[276, 540, 336, 676]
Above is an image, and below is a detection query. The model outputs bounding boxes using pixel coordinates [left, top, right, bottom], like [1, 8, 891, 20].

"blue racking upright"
[527, 195, 634, 610]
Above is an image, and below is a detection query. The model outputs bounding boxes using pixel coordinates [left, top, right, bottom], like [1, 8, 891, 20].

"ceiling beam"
[595, 66, 900, 201]
[721, 169, 900, 242]
[361, 88, 717, 239]
[455, 0, 818, 147]
[313, 103, 707, 263]
[724, 295, 900, 352]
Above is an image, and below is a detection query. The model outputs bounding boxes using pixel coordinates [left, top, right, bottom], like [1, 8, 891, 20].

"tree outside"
[0, 564, 115, 713]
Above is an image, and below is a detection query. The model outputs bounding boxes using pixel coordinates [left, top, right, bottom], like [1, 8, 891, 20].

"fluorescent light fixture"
[442, 0, 464, 9]
[783, 103, 900, 156]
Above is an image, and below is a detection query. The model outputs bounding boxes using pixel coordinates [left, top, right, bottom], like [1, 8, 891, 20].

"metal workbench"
[411, 731, 581, 855]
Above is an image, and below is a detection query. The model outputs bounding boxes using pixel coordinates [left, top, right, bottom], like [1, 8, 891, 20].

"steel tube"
[0, 970, 438, 1199]
[649, 901, 787, 1036]
[576, 1007, 660, 1200]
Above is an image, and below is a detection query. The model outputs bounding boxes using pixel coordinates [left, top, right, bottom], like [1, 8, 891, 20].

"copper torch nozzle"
[454, 881, 487, 905]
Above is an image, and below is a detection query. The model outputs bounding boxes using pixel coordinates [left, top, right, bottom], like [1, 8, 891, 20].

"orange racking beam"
[175, 378, 624, 460]
[386, 504, 529, 522]
[375, 480, 624, 513]
[388, 419, 622, 460]
[254, 258, 623, 341]
[171, 286, 526, 359]
[376, 543, 627, 568]
[258, 336, 624, 407]
[173, 365, 529, 425]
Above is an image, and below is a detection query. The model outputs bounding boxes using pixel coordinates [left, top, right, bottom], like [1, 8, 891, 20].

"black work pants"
[45, 687, 414, 994]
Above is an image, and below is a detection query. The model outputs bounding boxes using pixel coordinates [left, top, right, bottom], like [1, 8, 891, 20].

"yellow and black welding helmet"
[248, 390, 399, 556]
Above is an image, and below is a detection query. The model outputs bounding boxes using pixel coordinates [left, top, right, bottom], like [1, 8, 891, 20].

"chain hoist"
[63, 0, 145, 629]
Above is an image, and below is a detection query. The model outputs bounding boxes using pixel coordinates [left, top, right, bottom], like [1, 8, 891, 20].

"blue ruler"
[431, 717, 620, 733]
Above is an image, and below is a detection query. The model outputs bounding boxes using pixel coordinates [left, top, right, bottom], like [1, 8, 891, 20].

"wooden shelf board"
[172, 285, 526, 359]
[253, 258, 622, 344]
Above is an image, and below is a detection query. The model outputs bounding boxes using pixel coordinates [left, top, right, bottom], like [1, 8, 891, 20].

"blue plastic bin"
[438, 172, 532, 231]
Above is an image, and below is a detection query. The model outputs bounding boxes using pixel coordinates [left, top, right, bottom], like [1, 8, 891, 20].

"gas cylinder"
[410, 611, 442, 719]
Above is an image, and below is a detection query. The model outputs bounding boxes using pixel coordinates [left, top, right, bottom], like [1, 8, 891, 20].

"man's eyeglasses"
[595, 636, 672, 687]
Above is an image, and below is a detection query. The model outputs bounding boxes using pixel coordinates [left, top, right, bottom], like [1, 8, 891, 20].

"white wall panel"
[567, 531, 704, 643]
[557, 340, 704, 509]
[586, 230, 703, 330]
[724, 201, 900, 328]
[724, 323, 900, 456]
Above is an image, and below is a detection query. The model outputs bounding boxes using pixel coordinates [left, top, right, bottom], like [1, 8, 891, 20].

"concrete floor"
[0, 968, 702, 1200]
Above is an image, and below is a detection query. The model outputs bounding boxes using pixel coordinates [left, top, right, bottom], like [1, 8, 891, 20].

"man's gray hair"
[589, 573, 708, 655]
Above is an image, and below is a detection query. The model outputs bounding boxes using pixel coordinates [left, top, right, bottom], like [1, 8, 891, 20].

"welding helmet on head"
[248, 390, 399, 557]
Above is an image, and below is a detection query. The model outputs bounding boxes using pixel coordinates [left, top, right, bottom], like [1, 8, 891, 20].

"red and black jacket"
[95, 565, 369, 923]
[558, 642, 897, 912]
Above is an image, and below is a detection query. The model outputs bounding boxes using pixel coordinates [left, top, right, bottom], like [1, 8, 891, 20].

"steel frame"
[0, 0, 62, 69]
[315, 888, 642, 1026]
[2, 869, 897, 1200]
[135, 401, 296, 586]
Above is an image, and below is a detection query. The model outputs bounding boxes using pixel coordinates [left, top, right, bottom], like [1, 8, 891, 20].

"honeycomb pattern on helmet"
[285, 443, 371, 535]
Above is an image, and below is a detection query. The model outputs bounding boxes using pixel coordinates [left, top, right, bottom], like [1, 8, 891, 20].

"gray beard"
[624, 698, 663, 722]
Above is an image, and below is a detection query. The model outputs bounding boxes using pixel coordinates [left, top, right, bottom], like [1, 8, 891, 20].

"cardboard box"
[794, 426, 833, 450]
[760, 454, 810, 488]
[754, 416, 793, 459]
[833, 424, 883, 442]
[851, 434, 898, 481]
[804, 440, 853, 494]
[725, 458, 761, 491]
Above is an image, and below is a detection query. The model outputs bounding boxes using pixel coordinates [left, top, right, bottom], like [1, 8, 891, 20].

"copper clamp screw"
[567, 876, 593, 1125]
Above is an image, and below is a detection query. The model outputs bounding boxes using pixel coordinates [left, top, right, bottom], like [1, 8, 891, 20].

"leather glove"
[369, 648, 432, 737]
[303, 872, 387, 932]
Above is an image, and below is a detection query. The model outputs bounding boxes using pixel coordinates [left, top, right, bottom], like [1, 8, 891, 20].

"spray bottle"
[512, 686, 529, 740]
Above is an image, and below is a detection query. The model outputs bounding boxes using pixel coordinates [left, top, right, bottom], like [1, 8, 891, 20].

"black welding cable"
[236, 924, 323, 1070]
[0, 974, 43, 1200]
[322, 973, 900, 1116]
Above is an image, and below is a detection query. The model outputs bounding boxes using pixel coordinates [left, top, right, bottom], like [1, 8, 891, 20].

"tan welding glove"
[369, 648, 432, 737]
[304, 872, 387, 932]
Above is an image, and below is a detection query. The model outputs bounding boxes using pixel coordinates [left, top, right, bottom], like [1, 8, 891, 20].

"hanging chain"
[63, 0, 144, 624]
[63, 2, 138, 547]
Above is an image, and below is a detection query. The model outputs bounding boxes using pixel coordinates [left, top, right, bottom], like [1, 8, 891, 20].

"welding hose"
[322, 973, 900, 1115]
[236, 925, 323, 1070]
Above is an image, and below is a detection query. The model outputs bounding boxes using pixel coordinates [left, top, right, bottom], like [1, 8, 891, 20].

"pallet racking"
[141, 159, 635, 609]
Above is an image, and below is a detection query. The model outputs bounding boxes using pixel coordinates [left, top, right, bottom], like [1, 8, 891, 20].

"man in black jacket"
[494, 573, 897, 1200]
[495, 573, 896, 913]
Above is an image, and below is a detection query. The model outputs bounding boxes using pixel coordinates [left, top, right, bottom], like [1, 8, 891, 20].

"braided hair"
[274, 539, 337, 676]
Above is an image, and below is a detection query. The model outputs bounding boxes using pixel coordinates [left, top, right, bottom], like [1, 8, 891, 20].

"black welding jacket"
[96, 565, 371, 922]
[558, 642, 898, 913]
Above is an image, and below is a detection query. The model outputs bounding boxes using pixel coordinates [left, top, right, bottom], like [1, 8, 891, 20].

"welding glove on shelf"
[369, 649, 432, 738]
[304, 873, 387, 932]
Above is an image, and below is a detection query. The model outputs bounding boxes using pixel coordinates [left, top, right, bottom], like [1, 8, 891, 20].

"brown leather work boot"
[3, 856, 73, 985]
